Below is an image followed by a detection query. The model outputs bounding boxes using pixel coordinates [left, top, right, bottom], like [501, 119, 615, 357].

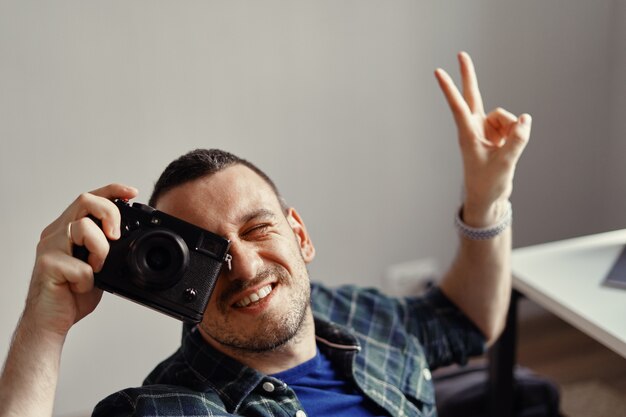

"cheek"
[262, 239, 306, 272]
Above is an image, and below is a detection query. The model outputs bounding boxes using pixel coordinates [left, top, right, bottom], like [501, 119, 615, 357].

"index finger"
[69, 184, 138, 239]
[87, 184, 138, 238]
[434, 67, 472, 127]
[89, 183, 138, 200]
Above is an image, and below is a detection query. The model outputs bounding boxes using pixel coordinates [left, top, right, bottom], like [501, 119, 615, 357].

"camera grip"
[72, 244, 90, 262]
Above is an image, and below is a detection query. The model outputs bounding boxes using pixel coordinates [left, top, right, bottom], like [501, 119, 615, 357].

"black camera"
[73, 199, 231, 322]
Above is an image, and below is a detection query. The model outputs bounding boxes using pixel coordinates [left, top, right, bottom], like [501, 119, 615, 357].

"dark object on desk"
[434, 363, 561, 417]
[603, 245, 626, 289]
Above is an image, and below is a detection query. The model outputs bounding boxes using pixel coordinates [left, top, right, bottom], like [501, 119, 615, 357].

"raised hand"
[435, 52, 532, 227]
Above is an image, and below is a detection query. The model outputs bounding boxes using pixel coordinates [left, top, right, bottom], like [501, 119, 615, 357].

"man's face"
[156, 165, 316, 353]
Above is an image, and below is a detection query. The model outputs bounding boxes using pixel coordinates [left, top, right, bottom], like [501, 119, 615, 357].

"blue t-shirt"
[271, 347, 386, 416]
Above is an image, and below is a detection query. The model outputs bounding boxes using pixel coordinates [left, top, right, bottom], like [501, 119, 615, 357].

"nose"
[223, 241, 262, 281]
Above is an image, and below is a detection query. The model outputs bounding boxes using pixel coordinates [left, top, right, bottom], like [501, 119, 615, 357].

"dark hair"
[148, 148, 285, 209]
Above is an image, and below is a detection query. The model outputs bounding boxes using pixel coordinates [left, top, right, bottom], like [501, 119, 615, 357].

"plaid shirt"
[92, 284, 485, 417]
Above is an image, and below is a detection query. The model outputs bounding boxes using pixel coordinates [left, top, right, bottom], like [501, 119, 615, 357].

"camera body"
[74, 199, 231, 322]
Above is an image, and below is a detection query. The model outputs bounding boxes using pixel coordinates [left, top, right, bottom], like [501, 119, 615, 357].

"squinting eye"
[244, 224, 270, 236]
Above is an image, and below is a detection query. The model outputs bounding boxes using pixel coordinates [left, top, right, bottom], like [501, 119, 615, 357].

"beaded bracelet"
[455, 201, 512, 240]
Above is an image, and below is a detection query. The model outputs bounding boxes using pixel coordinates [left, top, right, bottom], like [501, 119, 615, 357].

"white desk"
[512, 229, 626, 358]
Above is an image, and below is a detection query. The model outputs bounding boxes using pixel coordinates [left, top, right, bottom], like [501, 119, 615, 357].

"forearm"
[439, 201, 512, 345]
[0, 312, 66, 417]
[433, 52, 530, 346]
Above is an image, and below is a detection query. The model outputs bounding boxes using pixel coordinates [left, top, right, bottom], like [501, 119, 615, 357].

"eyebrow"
[238, 208, 278, 225]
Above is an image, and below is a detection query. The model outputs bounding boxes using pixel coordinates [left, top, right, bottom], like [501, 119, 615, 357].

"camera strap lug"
[225, 254, 233, 271]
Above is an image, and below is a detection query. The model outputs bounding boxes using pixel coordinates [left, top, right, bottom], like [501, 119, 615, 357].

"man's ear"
[286, 207, 316, 263]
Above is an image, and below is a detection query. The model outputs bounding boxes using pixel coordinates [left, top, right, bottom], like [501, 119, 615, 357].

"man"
[0, 52, 531, 416]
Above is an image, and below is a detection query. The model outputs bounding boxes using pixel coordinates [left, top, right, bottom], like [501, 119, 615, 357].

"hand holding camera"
[24, 184, 138, 338]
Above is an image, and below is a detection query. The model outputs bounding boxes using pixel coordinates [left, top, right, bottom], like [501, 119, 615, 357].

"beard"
[200, 263, 312, 353]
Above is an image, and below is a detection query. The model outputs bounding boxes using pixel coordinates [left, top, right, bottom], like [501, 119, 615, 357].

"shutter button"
[262, 381, 275, 393]
[295, 411, 307, 417]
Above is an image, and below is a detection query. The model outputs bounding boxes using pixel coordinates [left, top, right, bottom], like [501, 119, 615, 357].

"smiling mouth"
[234, 284, 274, 308]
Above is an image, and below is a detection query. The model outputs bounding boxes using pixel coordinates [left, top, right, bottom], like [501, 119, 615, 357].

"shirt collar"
[179, 318, 360, 412]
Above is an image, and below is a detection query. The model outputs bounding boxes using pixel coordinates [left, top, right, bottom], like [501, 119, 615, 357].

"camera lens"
[127, 230, 190, 290]
[145, 247, 172, 271]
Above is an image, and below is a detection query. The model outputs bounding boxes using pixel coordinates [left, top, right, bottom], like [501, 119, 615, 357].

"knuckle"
[78, 259, 94, 276]
[40, 222, 55, 240]
[35, 252, 58, 272]
[35, 238, 48, 255]
[39, 227, 52, 242]
[36, 232, 58, 256]
[75, 192, 93, 206]
[76, 216, 94, 229]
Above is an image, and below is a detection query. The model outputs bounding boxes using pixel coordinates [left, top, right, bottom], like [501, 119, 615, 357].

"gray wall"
[1, 1, 624, 415]
[606, 1, 626, 227]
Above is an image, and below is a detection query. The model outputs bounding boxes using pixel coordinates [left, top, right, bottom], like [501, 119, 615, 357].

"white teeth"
[259, 286, 271, 297]
[235, 285, 273, 308]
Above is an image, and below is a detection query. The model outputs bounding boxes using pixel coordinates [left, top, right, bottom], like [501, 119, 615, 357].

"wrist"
[456, 200, 512, 240]
[18, 307, 69, 346]
[461, 199, 510, 228]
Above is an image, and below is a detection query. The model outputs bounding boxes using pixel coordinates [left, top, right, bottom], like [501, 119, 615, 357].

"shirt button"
[295, 411, 307, 417]
[423, 368, 432, 381]
[262, 382, 275, 393]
